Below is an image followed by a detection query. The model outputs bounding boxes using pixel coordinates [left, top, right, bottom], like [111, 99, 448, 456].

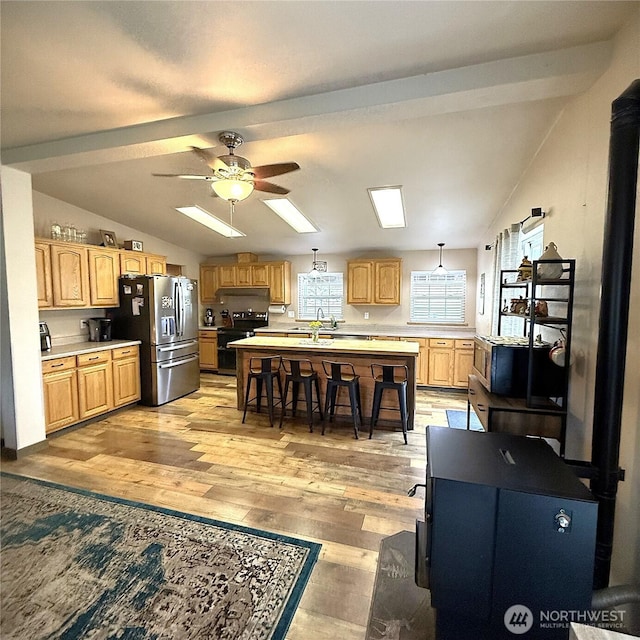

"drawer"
[42, 356, 76, 374]
[454, 339, 474, 350]
[468, 376, 490, 430]
[77, 350, 112, 367]
[429, 338, 454, 348]
[112, 345, 139, 360]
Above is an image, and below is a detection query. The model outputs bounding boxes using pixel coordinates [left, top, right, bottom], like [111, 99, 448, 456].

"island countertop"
[229, 335, 420, 355]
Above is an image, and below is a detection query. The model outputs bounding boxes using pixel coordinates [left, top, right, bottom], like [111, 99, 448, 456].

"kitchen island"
[231, 336, 420, 431]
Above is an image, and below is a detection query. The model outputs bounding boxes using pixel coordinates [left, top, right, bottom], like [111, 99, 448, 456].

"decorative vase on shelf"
[516, 256, 533, 282]
[537, 242, 564, 279]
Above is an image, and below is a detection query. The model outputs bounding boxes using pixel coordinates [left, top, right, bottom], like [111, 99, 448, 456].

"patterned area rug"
[366, 530, 435, 640]
[0, 473, 320, 640]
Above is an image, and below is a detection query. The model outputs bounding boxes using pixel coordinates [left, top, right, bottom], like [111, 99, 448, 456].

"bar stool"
[321, 361, 363, 439]
[370, 363, 408, 444]
[242, 356, 283, 427]
[279, 358, 323, 431]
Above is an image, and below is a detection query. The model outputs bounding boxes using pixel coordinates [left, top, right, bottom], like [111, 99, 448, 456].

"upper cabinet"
[347, 258, 401, 305]
[88, 247, 120, 307]
[199, 260, 291, 305]
[50, 243, 91, 307]
[36, 239, 167, 309]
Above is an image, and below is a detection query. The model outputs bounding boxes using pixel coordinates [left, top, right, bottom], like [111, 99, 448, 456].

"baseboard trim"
[1, 438, 48, 460]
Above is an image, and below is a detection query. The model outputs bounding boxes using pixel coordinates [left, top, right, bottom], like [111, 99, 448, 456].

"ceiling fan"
[153, 131, 300, 201]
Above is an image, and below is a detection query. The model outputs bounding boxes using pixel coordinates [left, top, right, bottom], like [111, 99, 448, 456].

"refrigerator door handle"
[158, 340, 198, 352]
[158, 355, 199, 369]
[174, 281, 182, 338]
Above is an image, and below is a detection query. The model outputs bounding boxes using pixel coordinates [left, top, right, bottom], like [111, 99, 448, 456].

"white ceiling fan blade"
[152, 173, 215, 181]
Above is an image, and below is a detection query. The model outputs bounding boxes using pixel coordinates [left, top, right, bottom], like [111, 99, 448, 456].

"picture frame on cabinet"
[100, 230, 118, 248]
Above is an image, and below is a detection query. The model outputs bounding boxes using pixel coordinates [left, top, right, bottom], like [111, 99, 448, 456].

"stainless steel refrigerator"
[111, 275, 199, 406]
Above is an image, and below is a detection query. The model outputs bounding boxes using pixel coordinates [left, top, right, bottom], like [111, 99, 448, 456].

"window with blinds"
[410, 270, 466, 323]
[297, 273, 344, 320]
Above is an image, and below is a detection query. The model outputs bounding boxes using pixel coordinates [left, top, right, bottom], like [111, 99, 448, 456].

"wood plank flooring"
[3, 373, 468, 639]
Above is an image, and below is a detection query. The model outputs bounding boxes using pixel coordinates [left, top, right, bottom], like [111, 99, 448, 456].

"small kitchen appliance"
[88, 318, 112, 342]
[39, 322, 51, 351]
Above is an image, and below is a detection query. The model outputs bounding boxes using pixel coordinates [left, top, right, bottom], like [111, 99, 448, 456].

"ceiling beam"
[2, 41, 611, 174]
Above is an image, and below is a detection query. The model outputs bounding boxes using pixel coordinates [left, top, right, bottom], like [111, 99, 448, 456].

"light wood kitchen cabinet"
[112, 345, 141, 407]
[347, 260, 373, 304]
[218, 264, 237, 287]
[50, 243, 91, 307]
[453, 339, 474, 388]
[199, 330, 218, 371]
[42, 356, 79, 433]
[35, 242, 53, 308]
[374, 259, 402, 304]
[120, 252, 146, 275]
[77, 350, 114, 420]
[427, 338, 455, 386]
[88, 247, 120, 307]
[120, 252, 167, 276]
[347, 258, 401, 305]
[145, 254, 166, 275]
[236, 263, 268, 287]
[268, 261, 291, 305]
[200, 265, 218, 303]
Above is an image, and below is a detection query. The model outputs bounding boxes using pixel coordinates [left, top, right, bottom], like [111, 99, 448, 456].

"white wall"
[476, 11, 640, 585]
[1, 167, 46, 449]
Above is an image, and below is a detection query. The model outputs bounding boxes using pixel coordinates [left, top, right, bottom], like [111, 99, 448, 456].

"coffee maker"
[39, 322, 51, 351]
[88, 318, 112, 342]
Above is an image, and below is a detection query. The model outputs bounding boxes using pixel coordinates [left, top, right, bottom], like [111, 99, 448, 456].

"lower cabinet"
[42, 345, 140, 434]
[112, 346, 142, 406]
[426, 338, 474, 388]
[42, 357, 79, 433]
[199, 331, 218, 371]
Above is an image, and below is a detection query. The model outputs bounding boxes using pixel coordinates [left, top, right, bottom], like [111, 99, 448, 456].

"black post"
[590, 79, 640, 589]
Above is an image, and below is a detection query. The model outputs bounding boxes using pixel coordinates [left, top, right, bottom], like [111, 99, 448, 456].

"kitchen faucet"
[316, 307, 325, 322]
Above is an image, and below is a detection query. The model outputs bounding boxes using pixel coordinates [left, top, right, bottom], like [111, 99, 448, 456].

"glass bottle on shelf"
[50, 221, 62, 241]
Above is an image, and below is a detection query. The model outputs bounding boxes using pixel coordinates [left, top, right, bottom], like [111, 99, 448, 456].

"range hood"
[217, 287, 270, 297]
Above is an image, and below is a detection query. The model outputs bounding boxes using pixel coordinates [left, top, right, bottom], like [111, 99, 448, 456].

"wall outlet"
[288, 310, 295, 318]
[364, 312, 369, 320]
[80, 320, 88, 330]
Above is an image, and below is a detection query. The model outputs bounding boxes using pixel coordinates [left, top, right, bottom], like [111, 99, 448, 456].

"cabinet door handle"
[88, 356, 100, 361]
[476, 403, 486, 411]
[51, 363, 64, 368]
[469, 388, 476, 395]
[120, 350, 130, 355]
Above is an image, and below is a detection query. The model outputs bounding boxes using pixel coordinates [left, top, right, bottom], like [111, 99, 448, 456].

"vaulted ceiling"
[1, 1, 636, 257]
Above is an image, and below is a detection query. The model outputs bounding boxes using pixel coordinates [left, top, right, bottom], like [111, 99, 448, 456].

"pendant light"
[308, 248, 327, 277]
[432, 242, 448, 276]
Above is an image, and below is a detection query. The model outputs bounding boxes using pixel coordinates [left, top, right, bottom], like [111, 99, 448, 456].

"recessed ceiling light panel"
[176, 205, 245, 238]
[262, 198, 318, 233]
[367, 186, 406, 228]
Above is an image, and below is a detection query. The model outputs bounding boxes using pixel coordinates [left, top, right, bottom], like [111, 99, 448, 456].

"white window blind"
[410, 271, 466, 323]
[297, 273, 344, 320]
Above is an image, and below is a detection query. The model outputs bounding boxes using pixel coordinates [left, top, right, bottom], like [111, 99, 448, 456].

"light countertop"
[255, 325, 476, 339]
[41, 339, 142, 361]
[229, 335, 420, 355]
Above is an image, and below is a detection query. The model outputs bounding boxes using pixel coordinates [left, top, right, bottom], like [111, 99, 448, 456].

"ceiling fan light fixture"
[432, 242, 448, 276]
[176, 205, 245, 238]
[211, 178, 254, 201]
[262, 198, 318, 233]
[367, 186, 406, 228]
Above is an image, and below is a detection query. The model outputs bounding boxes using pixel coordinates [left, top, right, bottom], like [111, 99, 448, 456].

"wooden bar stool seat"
[321, 361, 363, 439]
[242, 355, 283, 427]
[279, 358, 323, 431]
[370, 363, 409, 444]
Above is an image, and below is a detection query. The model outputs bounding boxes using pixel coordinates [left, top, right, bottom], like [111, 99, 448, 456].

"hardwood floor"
[3, 373, 468, 639]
